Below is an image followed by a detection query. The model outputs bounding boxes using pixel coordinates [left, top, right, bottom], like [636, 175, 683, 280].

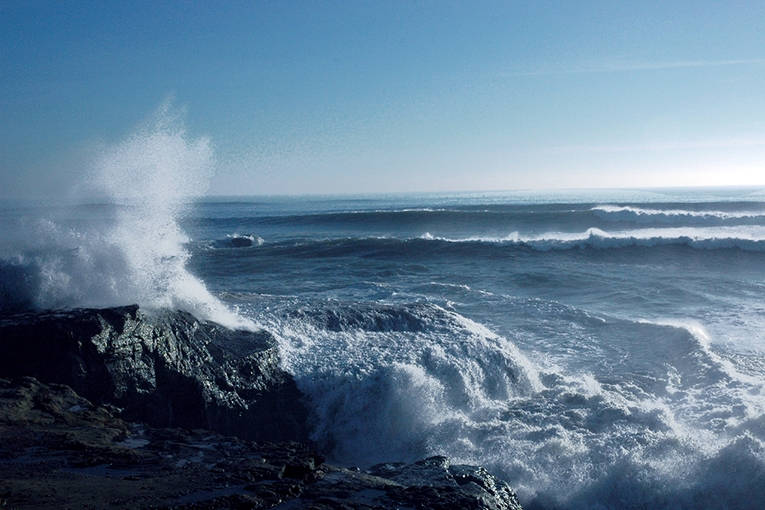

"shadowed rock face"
[0, 305, 309, 443]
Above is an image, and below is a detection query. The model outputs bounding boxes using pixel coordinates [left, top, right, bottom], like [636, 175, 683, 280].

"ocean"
[2, 128, 765, 509]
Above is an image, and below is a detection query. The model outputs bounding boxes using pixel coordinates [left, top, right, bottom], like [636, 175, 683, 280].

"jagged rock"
[365, 456, 522, 510]
[0, 305, 308, 443]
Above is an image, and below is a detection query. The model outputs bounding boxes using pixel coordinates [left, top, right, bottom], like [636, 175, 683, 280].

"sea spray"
[0, 104, 252, 329]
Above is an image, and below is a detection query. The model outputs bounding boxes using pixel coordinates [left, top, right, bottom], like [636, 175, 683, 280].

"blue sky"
[1, 1, 764, 198]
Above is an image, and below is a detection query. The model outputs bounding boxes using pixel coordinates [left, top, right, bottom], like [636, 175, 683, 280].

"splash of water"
[0, 103, 252, 329]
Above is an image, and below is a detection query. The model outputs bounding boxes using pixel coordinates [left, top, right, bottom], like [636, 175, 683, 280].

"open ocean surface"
[2, 129, 765, 509]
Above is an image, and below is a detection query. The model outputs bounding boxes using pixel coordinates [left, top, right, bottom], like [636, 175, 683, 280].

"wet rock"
[364, 456, 523, 510]
[0, 305, 309, 443]
[231, 236, 254, 247]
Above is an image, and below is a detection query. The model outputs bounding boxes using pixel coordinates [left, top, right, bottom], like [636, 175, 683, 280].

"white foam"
[254, 295, 765, 509]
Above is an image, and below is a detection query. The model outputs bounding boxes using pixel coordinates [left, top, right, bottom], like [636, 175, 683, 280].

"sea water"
[182, 190, 765, 509]
[2, 120, 765, 509]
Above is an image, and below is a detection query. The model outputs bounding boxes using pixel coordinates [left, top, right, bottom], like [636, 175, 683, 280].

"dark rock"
[231, 236, 254, 247]
[0, 377, 313, 509]
[0, 305, 309, 443]
[365, 456, 523, 510]
[0, 378, 523, 509]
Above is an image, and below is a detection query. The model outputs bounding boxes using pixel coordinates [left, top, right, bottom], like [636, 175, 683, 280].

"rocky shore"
[0, 306, 522, 509]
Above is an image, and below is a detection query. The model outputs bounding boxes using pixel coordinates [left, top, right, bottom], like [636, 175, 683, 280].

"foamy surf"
[245, 295, 765, 509]
[252, 301, 541, 466]
[193, 188, 765, 509]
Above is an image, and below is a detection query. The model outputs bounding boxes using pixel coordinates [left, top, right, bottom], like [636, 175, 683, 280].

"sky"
[1, 1, 764, 199]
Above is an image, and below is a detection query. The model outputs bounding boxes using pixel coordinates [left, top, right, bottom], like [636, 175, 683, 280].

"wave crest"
[593, 204, 765, 224]
[423, 226, 765, 251]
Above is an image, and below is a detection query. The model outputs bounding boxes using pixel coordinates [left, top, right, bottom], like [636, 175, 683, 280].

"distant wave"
[423, 226, 765, 251]
[209, 228, 765, 269]
[198, 207, 593, 232]
[593, 204, 765, 224]
[189, 203, 765, 246]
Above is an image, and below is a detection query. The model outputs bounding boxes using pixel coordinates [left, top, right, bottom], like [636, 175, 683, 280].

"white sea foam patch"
[0, 105, 252, 329]
[638, 319, 765, 423]
[593, 204, 765, 223]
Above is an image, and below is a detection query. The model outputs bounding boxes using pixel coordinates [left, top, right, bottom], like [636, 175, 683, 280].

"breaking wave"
[255, 301, 541, 467]
[593, 204, 765, 224]
[422, 226, 765, 251]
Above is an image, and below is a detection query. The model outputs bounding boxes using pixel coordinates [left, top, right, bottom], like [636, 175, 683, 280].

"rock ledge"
[0, 305, 307, 442]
